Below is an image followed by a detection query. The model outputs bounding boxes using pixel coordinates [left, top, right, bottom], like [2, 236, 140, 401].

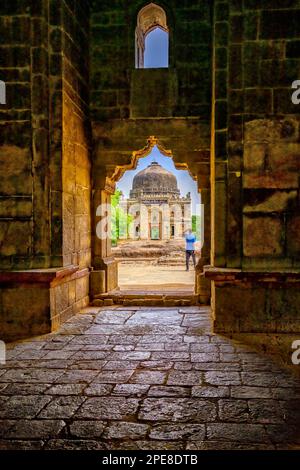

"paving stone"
[241, 372, 282, 387]
[164, 343, 190, 352]
[0, 420, 18, 438]
[218, 399, 250, 422]
[231, 386, 273, 399]
[173, 362, 193, 370]
[0, 383, 49, 395]
[191, 353, 220, 362]
[135, 343, 165, 351]
[108, 335, 140, 345]
[70, 351, 109, 360]
[69, 420, 106, 438]
[13, 350, 48, 360]
[70, 335, 109, 345]
[0, 369, 64, 383]
[103, 361, 139, 370]
[265, 424, 300, 444]
[149, 423, 205, 441]
[43, 350, 77, 360]
[46, 384, 86, 395]
[84, 344, 113, 351]
[93, 370, 134, 383]
[148, 386, 191, 397]
[108, 440, 185, 450]
[205, 371, 241, 386]
[138, 398, 217, 422]
[130, 371, 166, 385]
[0, 396, 51, 419]
[190, 344, 219, 353]
[186, 441, 274, 450]
[167, 371, 202, 386]
[127, 310, 182, 326]
[184, 335, 211, 343]
[5, 420, 66, 439]
[112, 384, 150, 397]
[140, 360, 173, 370]
[70, 360, 107, 370]
[55, 370, 98, 383]
[151, 352, 190, 361]
[140, 335, 183, 344]
[194, 362, 241, 371]
[0, 440, 44, 450]
[192, 386, 230, 398]
[2, 306, 300, 450]
[103, 422, 149, 439]
[248, 399, 286, 424]
[45, 439, 107, 450]
[76, 397, 139, 420]
[95, 311, 133, 324]
[84, 384, 113, 396]
[38, 397, 85, 419]
[207, 423, 269, 443]
[108, 351, 151, 361]
[6, 360, 72, 370]
[113, 345, 135, 351]
[270, 387, 300, 400]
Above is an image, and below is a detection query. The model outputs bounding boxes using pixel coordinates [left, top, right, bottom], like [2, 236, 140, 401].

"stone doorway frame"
[90, 134, 211, 304]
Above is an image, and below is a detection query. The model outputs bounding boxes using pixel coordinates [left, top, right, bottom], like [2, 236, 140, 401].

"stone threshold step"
[92, 290, 200, 307]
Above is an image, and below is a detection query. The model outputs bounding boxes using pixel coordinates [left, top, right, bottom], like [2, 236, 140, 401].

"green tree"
[111, 190, 133, 246]
[192, 215, 201, 240]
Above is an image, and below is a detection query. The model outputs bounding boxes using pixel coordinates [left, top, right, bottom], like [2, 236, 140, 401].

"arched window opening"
[136, 3, 169, 69]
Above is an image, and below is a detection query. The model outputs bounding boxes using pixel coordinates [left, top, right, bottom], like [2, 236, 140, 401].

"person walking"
[184, 228, 196, 271]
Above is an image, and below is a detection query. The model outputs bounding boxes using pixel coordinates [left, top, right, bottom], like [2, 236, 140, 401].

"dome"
[130, 161, 180, 197]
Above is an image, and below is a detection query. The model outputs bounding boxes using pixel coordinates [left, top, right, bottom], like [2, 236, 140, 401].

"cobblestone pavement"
[0, 306, 300, 450]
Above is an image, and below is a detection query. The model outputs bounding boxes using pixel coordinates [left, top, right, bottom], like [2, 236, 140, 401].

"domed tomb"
[130, 161, 180, 198]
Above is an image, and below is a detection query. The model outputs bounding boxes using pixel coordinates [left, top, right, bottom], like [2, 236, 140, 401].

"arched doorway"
[90, 135, 211, 305]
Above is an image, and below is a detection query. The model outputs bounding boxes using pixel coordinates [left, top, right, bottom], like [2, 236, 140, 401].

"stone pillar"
[90, 188, 118, 298]
[196, 174, 211, 304]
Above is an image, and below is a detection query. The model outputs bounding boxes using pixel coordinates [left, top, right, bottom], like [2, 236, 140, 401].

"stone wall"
[0, 0, 48, 270]
[209, 0, 300, 333]
[0, 0, 91, 340]
[212, 0, 300, 269]
[90, 0, 212, 121]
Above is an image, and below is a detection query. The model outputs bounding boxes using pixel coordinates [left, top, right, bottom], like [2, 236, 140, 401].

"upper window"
[136, 3, 169, 69]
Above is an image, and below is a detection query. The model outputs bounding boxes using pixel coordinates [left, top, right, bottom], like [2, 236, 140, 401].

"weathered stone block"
[0, 145, 32, 195]
[244, 143, 266, 170]
[243, 216, 283, 257]
[90, 270, 106, 297]
[268, 143, 300, 171]
[244, 190, 297, 213]
[287, 215, 300, 256]
[0, 220, 32, 257]
[0, 285, 51, 342]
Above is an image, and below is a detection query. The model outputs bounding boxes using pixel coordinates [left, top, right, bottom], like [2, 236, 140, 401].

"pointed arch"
[135, 3, 169, 68]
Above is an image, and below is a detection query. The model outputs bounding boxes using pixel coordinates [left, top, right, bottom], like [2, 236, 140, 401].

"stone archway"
[90, 130, 211, 305]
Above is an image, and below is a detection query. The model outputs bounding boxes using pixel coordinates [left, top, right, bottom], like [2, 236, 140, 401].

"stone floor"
[0, 306, 300, 450]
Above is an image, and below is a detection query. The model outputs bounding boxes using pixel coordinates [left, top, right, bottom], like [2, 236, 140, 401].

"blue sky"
[116, 146, 200, 215]
[144, 28, 168, 68]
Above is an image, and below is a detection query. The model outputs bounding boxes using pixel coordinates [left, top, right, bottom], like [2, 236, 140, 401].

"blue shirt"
[185, 233, 196, 251]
